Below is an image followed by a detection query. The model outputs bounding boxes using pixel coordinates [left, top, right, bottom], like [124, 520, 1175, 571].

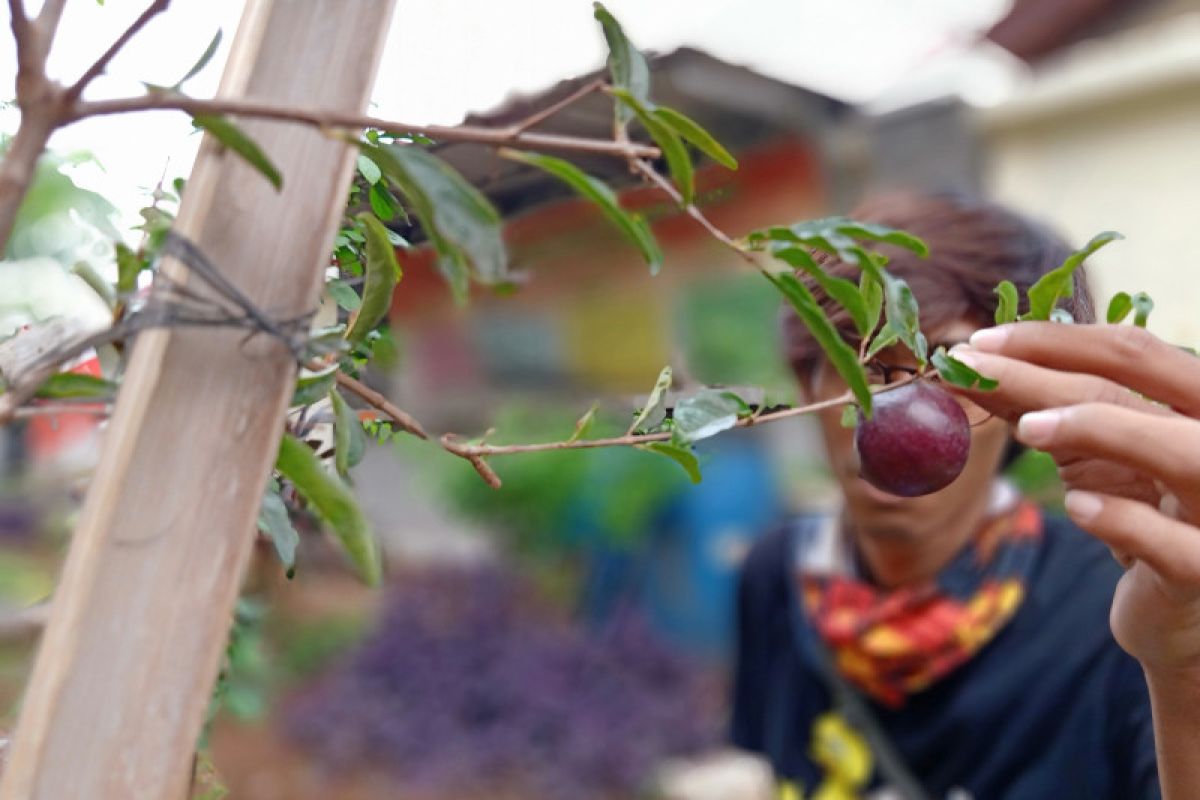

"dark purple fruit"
[854, 381, 970, 497]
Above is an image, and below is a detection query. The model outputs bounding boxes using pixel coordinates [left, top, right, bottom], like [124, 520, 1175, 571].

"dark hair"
[782, 191, 1096, 378]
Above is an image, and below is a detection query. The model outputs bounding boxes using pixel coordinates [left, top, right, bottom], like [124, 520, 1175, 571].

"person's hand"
[950, 322, 1200, 678]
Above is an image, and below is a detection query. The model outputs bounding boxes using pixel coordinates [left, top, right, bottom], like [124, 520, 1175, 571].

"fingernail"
[969, 326, 1010, 352]
[948, 345, 982, 369]
[1065, 490, 1103, 522]
[1017, 409, 1061, 446]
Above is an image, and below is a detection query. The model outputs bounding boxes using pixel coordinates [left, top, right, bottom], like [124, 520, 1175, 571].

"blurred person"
[730, 192, 1159, 799]
[949, 322, 1200, 800]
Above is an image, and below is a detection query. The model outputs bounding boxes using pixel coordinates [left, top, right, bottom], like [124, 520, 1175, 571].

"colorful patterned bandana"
[796, 498, 1043, 708]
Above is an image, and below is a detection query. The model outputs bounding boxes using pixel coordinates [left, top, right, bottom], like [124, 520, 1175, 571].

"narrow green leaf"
[672, 388, 742, 443]
[257, 486, 299, 578]
[1023, 231, 1123, 321]
[932, 346, 998, 391]
[765, 271, 872, 416]
[882, 273, 927, 366]
[638, 441, 701, 483]
[864, 325, 900, 361]
[275, 433, 380, 585]
[356, 154, 382, 185]
[326, 278, 361, 312]
[359, 142, 505, 297]
[839, 404, 858, 429]
[1106, 291, 1133, 324]
[1132, 291, 1154, 327]
[629, 366, 672, 433]
[568, 401, 599, 443]
[115, 242, 144, 296]
[994, 280, 1019, 324]
[592, 3, 651, 125]
[652, 106, 737, 169]
[34, 372, 115, 399]
[292, 365, 337, 407]
[192, 114, 282, 190]
[175, 29, 222, 88]
[611, 88, 693, 206]
[770, 246, 869, 336]
[501, 148, 663, 274]
[368, 181, 398, 222]
[345, 213, 401, 345]
[860, 272, 883, 336]
[329, 387, 366, 477]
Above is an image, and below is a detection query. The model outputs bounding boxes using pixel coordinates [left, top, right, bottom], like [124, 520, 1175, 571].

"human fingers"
[967, 323, 1200, 417]
[1017, 404, 1200, 512]
[946, 346, 1167, 423]
[1064, 491, 1200, 592]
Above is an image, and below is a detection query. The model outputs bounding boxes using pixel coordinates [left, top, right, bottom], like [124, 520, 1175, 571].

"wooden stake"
[0, 1, 396, 796]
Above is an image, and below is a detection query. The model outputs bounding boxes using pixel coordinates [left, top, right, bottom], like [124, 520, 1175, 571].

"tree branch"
[332, 370, 429, 440]
[66, 94, 662, 159]
[63, 0, 171, 103]
[506, 78, 605, 137]
[631, 157, 754, 263]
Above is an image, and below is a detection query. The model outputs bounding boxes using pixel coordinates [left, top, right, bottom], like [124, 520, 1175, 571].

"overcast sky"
[1, 0, 1014, 230]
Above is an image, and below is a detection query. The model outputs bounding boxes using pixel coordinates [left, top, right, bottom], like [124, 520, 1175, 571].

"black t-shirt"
[731, 514, 1159, 799]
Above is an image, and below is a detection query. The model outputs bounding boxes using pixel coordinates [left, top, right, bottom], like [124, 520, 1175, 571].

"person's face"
[801, 319, 1011, 544]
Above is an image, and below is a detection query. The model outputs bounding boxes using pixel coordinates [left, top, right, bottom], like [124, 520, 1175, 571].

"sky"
[1, 0, 1016, 231]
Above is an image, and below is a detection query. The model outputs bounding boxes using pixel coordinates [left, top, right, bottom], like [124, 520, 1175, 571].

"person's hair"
[782, 190, 1096, 379]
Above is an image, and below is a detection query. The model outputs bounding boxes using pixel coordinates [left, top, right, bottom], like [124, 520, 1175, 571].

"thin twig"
[506, 78, 605, 136]
[11, 402, 114, 420]
[630, 158, 755, 263]
[63, 0, 171, 103]
[66, 95, 663, 159]
[333, 371, 429, 440]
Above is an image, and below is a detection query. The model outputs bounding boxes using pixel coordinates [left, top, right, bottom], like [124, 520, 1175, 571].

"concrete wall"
[980, 13, 1200, 344]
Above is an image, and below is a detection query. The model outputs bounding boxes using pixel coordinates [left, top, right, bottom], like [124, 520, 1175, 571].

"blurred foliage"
[1004, 448, 1064, 511]
[672, 274, 795, 402]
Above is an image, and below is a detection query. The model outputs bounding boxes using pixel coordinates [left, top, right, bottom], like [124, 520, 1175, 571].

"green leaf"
[839, 404, 858, 429]
[192, 114, 282, 190]
[275, 433, 380, 585]
[864, 325, 900, 361]
[671, 388, 742, 443]
[568, 401, 599, 443]
[501, 148, 663, 274]
[291, 365, 338, 407]
[1106, 291, 1133, 324]
[356, 154, 382, 184]
[115, 242, 144, 296]
[175, 29, 222, 88]
[368, 181, 398, 222]
[765, 270, 872, 416]
[593, 3, 651, 125]
[359, 142, 505, 299]
[994, 280, 1018, 324]
[749, 218, 928, 263]
[329, 387, 366, 477]
[1023, 231, 1123, 321]
[1132, 291, 1154, 327]
[257, 486, 298, 578]
[34, 372, 115, 399]
[326, 278, 361, 312]
[931, 346, 998, 391]
[860, 272, 883, 335]
[652, 106, 737, 169]
[629, 365, 672, 433]
[612, 88, 694, 205]
[638, 441, 701, 483]
[345, 212, 401, 345]
[882, 273, 927, 366]
[770, 246, 869, 336]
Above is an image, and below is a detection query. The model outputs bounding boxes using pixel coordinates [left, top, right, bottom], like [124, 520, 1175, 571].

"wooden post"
[0, 1, 396, 796]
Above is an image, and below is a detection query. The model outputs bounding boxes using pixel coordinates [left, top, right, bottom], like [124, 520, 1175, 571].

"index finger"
[968, 323, 1200, 417]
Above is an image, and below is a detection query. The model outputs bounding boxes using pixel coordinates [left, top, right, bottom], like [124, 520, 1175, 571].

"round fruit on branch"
[854, 380, 970, 498]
